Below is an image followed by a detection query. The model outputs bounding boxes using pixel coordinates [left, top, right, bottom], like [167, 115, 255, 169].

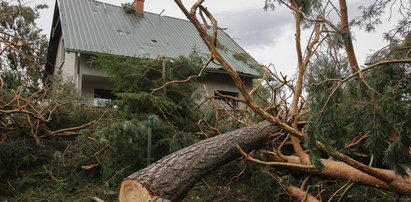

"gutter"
[204, 68, 260, 79]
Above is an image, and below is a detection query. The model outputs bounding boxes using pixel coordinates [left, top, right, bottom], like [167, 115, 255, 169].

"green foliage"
[0, 1, 49, 92]
[76, 51, 206, 190]
[233, 52, 250, 62]
[354, 3, 385, 32]
[121, 3, 134, 14]
[0, 138, 118, 200]
[354, 0, 410, 34]
[92, 120, 151, 185]
[264, 0, 322, 20]
[0, 116, 197, 200]
[305, 56, 351, 153]
[306, 35, 411, 175]
[91, 52, 203, 132]
[186, 162, 283, 201]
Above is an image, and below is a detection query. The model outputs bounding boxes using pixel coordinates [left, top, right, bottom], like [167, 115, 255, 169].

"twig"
[90, 196, 105, 202]
[328, 179, 351, 202]
[151, 56, 212, 93]
[346, 133, 369, 148]
[337, 182, 355, 202]
[105, 166, 129, 187]
[216, 165, 247, 202]
[236, 145, 314, 169]
[301, 176, 311, 191]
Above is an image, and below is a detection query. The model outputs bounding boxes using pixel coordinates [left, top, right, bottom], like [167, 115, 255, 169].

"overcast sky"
[35, 0, 403, 76]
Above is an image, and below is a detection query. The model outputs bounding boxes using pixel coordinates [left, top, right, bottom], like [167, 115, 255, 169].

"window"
[214, 90, 239, 109]
[94, 88, 116, 107]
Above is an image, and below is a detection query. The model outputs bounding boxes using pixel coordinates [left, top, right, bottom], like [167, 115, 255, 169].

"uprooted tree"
[118, 0, 411, 201]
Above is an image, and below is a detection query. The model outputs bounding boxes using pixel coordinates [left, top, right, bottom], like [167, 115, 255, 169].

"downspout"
[76, 53, 81, 94]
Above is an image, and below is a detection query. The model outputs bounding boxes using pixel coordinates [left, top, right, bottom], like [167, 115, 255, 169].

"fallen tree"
[120, 121, 411, 201]
[119, 121, 278, 201]
[120, 0, 411, 201]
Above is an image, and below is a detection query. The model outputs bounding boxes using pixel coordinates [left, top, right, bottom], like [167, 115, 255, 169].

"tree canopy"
[0, 0, 48, 91]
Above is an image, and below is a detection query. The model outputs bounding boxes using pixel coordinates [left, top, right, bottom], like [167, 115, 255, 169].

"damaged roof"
[54, 0, 259, 77]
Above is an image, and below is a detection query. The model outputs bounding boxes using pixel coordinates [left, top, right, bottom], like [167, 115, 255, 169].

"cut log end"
[119, 179, 153, 202]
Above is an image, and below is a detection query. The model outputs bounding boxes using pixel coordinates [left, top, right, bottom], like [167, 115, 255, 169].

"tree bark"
[119, 121, 279, 202]
[339, 0, 359, 71]
[267, 154, 411, 195]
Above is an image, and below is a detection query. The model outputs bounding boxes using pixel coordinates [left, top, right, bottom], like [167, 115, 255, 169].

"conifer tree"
[91, 53, 203, 132]
[0, 0, 48, 91]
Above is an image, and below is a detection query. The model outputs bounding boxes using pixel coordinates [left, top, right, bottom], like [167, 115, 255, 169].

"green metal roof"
[57, 0, 259, 77]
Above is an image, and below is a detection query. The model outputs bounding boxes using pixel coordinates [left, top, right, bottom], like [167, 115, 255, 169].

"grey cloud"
[215, 6, 293, 48]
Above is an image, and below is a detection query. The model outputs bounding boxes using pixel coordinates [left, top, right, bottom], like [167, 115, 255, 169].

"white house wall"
[195, 73, 253, 109]
[79, 54, 108, 78]
[55, 36, 76, 82]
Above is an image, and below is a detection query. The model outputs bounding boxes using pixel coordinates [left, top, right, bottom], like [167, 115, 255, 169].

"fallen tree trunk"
[119, 120, 411, 201]
[119, 121, 278, 201]
[267, 154, 411, 195]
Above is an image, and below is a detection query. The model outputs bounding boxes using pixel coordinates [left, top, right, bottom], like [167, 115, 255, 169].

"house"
[45, 0, 259, 108]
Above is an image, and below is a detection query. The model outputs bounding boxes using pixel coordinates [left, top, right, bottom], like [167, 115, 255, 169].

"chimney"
[132, 0, 145, 15]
